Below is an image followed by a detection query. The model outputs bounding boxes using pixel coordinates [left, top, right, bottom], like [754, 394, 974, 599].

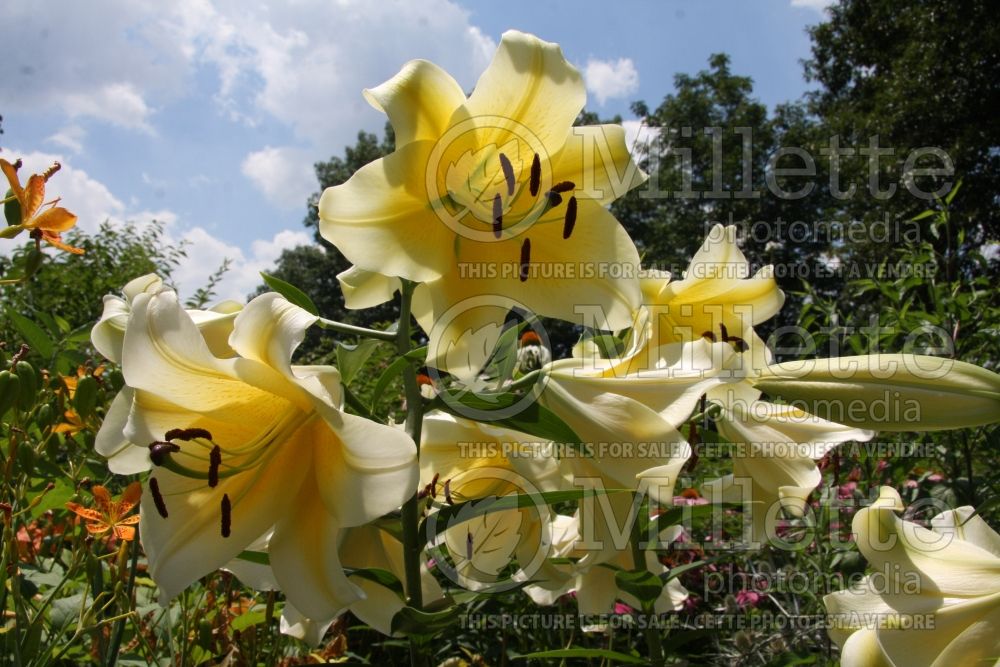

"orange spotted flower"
[1, 158, 83, 254]
[65, 482, 142, 541]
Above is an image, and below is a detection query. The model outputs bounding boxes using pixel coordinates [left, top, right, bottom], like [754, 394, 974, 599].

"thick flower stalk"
[824, 486, 1000, 666]
[319, 30, 646, 378]
[93, 285, 418, 621]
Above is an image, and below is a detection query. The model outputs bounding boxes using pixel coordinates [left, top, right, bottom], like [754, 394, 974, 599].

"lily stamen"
[149, 477, 169, 518]
[221, 494, 232, 537]
[492, 193, 503, 239]
[519, 238, 531, 282]
[563, 196, 577, 239]
[148, 441, 181, 465]
[499, 153, 515, 196]
[529, 153, 541, 196]
[42, 162, 61, 182]
[165, 427, 213, 441]
[208, 445, 222, 488]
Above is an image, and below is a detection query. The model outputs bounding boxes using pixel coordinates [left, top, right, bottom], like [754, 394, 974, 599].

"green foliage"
[0, 220, 185, 358]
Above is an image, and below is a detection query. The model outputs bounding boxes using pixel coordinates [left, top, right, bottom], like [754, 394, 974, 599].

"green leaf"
[661, 558, 718, 583]
[345, 567, 406, 600]
[4, 187, 21, 226]
[648, 502, 728, 534]
[6, 309, 54, 358]
[515, 649, 646, 664]
[910, 208, 936, 222]
[488, 321, 527, 388]
[390, 604, 463, 637]
[370, 355, 411, 413]
[231, 607, 274, 632]
[944, 178, 962, 205]
[336, 338, 381, 385]
[615, 569, 663, 607]
[428, 390, 582, 448]
[235, 550, 270, 566]
[33, 479, 75, 516]
[259, 272, 319, 316]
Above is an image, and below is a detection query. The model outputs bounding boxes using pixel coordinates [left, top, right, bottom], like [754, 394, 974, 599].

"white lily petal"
[270, 473, 362, 621]
[363, 59, 466, 147]
[314, 408, 417, 527]
[95, 388, 151, 474]
[337, 265, 401, 310]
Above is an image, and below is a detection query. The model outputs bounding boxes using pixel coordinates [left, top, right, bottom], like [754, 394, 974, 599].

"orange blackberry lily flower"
[66, 482, 142, 541]
[1, 158, 83, 254]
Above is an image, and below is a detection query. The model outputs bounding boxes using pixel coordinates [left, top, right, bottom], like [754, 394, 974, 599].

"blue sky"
[1, 0, 831, 300]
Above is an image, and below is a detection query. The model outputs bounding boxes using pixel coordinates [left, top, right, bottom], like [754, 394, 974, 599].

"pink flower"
[614, 602, 634, 615]
[735, 590, 764, 608]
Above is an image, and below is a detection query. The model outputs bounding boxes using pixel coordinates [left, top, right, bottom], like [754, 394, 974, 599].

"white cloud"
[584, 57, 640, 106]
[46, 125, 87, 154]
[65, 83, 155, 133]
[171, 227, 313, 302]
[194, 0, 496, 147]
[241, 146, 316, 210]
[0, 2, 184, 132]
[790, 0, 834, 12]
[2, 1, 497, 201]
[2, 147, 310, 302]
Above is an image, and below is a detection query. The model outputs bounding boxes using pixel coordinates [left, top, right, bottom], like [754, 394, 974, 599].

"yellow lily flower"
[824, 486, 1000, 666]
[319, 31, 646, 378]
[92, 274, 245, 474]
[99, 284, 418, 621]
[753, 354, 1000, 431]
[92, 273, 243, 364]
[225, 525, 445, 640]
[1, 158, 82, 254]
[420, 411, 564, 591]
[631, 226, 874, 541]
[703, 395, 873, 542]
[641, 224, 784, 352]
[525, 513, 689, 618]
[537, 338, 735, 565]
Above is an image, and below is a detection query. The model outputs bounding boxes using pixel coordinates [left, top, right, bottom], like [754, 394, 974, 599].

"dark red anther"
[562, 196, 577, 239]
[149, 477, 168, 518]
[165, 427, 213, 442]
[208, 445, 222, 488]
[492, 193, 503, 239]
[519, 238, 531, 282]
[148, 441, 181, 466]
[499, 153, 515, 197]
[529, 153, 541, 197]
[221, 494, 232, 538]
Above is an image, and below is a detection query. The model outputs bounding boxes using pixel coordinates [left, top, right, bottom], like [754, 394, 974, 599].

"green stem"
[105, 530, 141, 667]
[630, 497, 664, 667]
[397, 282, 424, 605]
[506, 369, 541, 393]
[397, 280, 426, 667]
[316, 318, 397, 342]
